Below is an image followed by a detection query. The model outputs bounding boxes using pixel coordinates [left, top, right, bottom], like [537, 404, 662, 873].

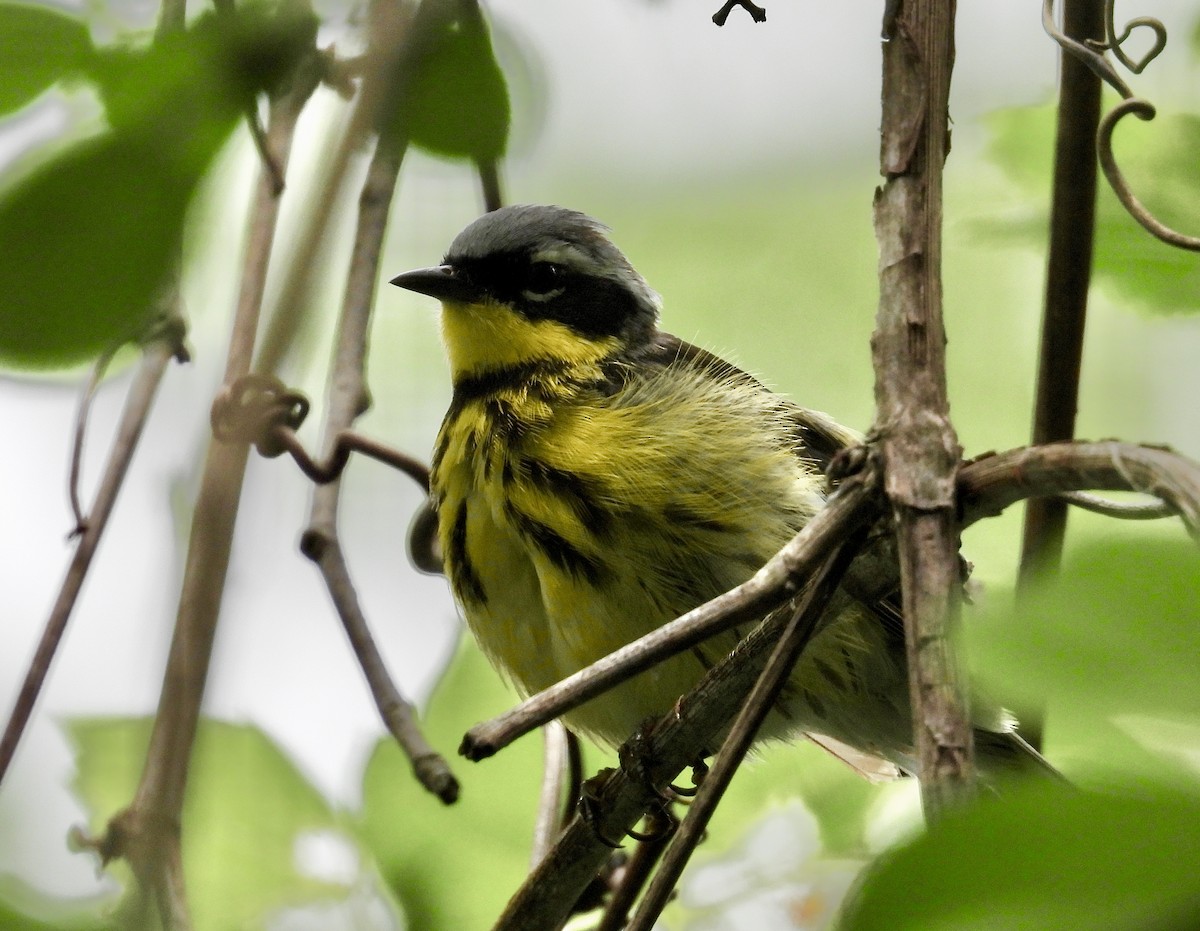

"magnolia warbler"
[391, 204, 1049, 780]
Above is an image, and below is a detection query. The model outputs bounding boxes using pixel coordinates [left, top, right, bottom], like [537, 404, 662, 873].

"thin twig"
[254, 0, 461, 375]
[478, 159, 503, 212]
[289, 0, 478, 804]
[1019, 0, 1104, 591]
[872, 0, 970, 818]
[277, 424, 431, 490]
[89, 0, 199, 918]
[532, 722, 572, 868]
[1043, 5, 1197, 253]
[208, 374, 432, 490]
[67, 343, 120, 534]
[596, 811, 671, 931]
[301, 538, 459, 801]
[246, 107, 287, 196]
[299, 121, 458, 802]
[0, 339, 181, 788]
[1093, 4, 1166, 75]
[460, 472, 884, 761]
[491, 472, 881, 930]
[1041, 0, 1133, 98]
[627, 529, 862, 931]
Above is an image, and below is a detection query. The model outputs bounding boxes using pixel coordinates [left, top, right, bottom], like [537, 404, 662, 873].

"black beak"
[389, 265, 485, 304]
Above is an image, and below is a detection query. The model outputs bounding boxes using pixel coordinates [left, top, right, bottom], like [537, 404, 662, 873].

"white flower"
[675, 802, 863, 930]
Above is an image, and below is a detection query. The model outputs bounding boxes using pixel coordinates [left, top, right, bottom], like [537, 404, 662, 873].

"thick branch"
[107, 69, 315, 929]
[872, 0, 968, 817]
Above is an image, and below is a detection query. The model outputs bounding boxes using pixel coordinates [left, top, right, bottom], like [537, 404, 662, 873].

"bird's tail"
[973, 727, 1065, 786]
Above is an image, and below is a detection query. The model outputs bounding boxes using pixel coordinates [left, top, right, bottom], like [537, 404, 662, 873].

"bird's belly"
[456, 490, 714, 747]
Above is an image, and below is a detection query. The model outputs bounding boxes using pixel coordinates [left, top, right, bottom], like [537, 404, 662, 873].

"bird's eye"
[521, 262, 566, 302]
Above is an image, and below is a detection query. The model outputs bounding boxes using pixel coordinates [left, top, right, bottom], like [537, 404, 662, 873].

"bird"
[390, 203, 1051, 782]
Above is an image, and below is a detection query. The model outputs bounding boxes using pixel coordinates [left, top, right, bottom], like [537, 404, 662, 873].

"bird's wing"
[645, 331, 908, 647]
[641, 332, 860, 475]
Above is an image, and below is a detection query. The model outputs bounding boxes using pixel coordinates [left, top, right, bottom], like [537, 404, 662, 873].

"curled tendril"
[1044, 2, 1200, 254]
[1098, 99, 1200, 253]
[210, 373, 310, 457]
[1091, 10, 1167, 75]
[1042, 0, 1133, 98]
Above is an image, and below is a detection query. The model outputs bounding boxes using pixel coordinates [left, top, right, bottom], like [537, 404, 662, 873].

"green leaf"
[91, 5, 316, 152]
[68, 718, 345, 931]
[0, 7, 314, 370]
[980, 102, 1200, 315]
[0, 3, 93, 116]
[840, 782, 1200, 931]
[393, 9, 510, 162]
[0, 130, 196, 369]
[967, 537, 1200, 782]
[359, 637, 543, 930]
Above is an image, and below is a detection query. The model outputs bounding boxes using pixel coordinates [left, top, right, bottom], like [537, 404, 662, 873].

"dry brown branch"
[960, 441, 1200, 538]
[298, 124, 459, 802]
[280, 0, 510, 804]
[95, 63, 319, 927]
[872, 0, 969, 817]
[0, 335, 182, 788]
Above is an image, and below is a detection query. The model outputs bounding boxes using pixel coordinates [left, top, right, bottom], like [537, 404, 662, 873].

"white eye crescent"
[522, 263, 566, 302]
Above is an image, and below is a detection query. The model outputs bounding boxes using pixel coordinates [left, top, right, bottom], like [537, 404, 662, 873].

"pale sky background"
[2, 0, 1198, 908]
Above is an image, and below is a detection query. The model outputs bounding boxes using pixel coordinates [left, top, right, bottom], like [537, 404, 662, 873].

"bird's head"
[390, 205, 661, 381]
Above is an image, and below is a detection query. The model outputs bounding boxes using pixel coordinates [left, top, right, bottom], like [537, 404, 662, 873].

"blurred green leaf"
[68, 718, 345, 931]
[359, 637, 542, 930]
[92, 4, 316, 154]
[980, 102, 1200, 315]
[0, 2, 93, 117]
[0, 6, 314, 370]
[968, 538, 1200, 781]
[840, 782, 1200, 931]
[0, 130, 197, 369]
[394, 9, 510, 162]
